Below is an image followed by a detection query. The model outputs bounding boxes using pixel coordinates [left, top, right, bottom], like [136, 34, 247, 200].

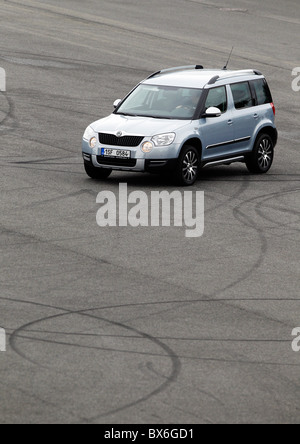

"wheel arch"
[180, 137, 203, 159]
[254, 126, 278, 148]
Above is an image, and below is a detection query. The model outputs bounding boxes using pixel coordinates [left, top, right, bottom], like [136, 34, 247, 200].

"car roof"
[142, 67, 264, 89]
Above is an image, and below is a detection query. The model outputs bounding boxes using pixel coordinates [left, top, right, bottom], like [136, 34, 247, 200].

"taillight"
[271, 102, 276, 116]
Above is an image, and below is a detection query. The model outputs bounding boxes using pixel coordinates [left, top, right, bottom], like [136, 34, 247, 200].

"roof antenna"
[223, 47, 234, 70]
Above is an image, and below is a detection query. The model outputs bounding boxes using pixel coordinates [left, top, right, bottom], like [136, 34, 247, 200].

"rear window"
[230, 82, 254, 109]
[251, 79, 273, 105]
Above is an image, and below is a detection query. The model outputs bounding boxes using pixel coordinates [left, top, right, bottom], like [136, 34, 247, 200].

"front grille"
[99, 133, 144, 147]
[97, 156, 137, 168]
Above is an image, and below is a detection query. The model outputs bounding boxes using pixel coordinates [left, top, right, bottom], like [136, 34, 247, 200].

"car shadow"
[102, 165, 252, 189]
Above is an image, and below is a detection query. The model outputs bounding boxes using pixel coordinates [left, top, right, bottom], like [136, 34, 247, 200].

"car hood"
[90, 114, 191, 137]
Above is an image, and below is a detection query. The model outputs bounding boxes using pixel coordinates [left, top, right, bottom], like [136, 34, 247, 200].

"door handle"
[254, 113, 259, 119]
[228, 119, 233, 125]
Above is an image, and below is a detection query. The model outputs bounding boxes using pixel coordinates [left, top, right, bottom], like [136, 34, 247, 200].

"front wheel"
[173, 145, 200, 186]
[84, 163, 112, 180]
[246, 135, 274, 174]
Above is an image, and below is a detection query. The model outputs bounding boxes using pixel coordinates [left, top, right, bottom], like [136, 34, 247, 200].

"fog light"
[89, 137, 97, 148]
[141, 141, 153, 153]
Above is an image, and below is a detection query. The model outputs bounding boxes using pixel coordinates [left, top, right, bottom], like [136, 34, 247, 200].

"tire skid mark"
[234, 188, 300, 229]
[15, 328, 294, 344]
[8, 317, 300, 367]
[11, 332, 297, 366]
[9, 155, 75, 165]
[202, 174, 250, 216]
[9, 306, 181, 422]
[229, 187, 299, 323]
[254, 189, 300, 229]
[14, 188, 96, 210]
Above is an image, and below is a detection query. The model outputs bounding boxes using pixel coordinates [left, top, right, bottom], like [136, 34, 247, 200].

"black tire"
[84, 163, 112, 180]
[173, 145, 200, 186]
[246, 134, 274, 174]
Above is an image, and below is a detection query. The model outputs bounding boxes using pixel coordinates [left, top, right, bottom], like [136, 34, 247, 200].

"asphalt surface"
[0, 0, 300, 424]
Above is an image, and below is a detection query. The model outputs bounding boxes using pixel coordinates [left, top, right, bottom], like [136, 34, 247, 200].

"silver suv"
[82, 66, 277, 186]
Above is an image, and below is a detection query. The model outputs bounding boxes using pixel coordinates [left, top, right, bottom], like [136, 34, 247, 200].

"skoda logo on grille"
[116, 131, 123, 138]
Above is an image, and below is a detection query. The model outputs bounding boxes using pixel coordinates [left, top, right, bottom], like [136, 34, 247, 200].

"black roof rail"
[206, 69, 263, 87]
[207, 75, 220, 85]
[146, 65, 204, 80]
[147, 70, 161, 80]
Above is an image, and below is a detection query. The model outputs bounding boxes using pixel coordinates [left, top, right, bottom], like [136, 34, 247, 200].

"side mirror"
[113, 99, 122, 109]
[202, 107, 222, 118]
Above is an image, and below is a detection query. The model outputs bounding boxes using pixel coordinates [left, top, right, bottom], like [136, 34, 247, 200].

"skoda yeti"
[82, 66, 277, 186]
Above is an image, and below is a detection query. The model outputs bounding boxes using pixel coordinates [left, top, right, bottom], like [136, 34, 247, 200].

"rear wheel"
[246, 134, 274, 174]
[173, 145, 200, 186]
[84, 163, 112, 180]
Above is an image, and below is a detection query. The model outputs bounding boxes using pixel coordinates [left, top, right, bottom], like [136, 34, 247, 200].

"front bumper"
[82, 153, 177, 174]
[82, 138, 180, 173]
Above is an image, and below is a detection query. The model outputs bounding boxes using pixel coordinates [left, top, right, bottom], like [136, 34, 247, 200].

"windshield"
[116, 84, 203, 120]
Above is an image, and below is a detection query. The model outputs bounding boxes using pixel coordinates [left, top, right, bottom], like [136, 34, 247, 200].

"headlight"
[151, 132, 176, 146]
[83, 126, 97, 148]
[89, 137, 97, 148]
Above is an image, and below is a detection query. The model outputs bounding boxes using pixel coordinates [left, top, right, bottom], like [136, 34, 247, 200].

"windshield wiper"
[143, 115, 173, 120]
[116, 112, 139, 117]
[116, 112, 174, 119]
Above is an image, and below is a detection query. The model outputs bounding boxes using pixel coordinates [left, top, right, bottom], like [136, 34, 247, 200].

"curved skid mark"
[233, 188, 300, 230]
[254, 190, 300, 228]
[9, 307, 181, 422]
[204, 175, 250, 216]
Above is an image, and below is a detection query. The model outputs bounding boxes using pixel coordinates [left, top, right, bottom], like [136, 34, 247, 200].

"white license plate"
[101, 148, 131, 159]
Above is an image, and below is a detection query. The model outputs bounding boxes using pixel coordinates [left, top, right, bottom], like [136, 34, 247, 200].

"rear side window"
[230, 82, 254, 109]
[251, 79, 273, 105]
[205, 86, 227, 113]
